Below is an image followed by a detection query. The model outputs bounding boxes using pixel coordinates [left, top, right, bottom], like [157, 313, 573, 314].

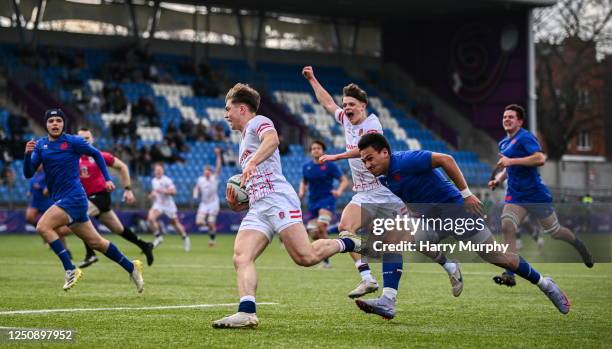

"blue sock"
[513, 256, 541, 284]
[382, 253, 403, 291]
[104, 243, 134, 273]
[505, 269, 515, 276]
[49, 239, 75, 271]
[238, 296, 256, 313]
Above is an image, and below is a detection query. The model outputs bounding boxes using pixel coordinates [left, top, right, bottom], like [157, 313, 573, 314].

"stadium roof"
[165, 0, 557, 20]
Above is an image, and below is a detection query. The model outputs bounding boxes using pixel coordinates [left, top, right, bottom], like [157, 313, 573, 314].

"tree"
[534, 0, 612, 160]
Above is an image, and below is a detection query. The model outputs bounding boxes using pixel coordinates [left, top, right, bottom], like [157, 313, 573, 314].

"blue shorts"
[308, 196, 336, 218]
[55, 194, 89, 225]
[506, 191, 555, 220]
[29, 199, 53, 213]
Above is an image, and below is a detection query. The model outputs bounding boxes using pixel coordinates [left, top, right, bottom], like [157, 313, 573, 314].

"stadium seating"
[0, 44, 492, 207]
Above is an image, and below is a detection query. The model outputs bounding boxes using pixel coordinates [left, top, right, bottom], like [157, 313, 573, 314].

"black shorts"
[88, 191, 112, 217]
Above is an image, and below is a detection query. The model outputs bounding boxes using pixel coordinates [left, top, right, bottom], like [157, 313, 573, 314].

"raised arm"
[302, 66, 341, 115]
[320, 148, 361, 163]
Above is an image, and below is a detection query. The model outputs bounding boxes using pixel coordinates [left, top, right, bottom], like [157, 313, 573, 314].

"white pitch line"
[0, 302, 279, 316]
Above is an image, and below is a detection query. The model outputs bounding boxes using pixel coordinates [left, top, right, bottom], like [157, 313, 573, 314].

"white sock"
[537, 276, 549, 290]
[382, 287, 398, 301]
[443, 261, 457, 274]
[355, 260, 375, 282]
[240, 295, 256, 303]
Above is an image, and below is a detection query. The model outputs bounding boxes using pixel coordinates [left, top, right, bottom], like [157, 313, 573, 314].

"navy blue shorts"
[507, 192, 555, 220]
[55, 194, 89, 225]
[308, 196, 336, 218]
[29, 199, 53, 213]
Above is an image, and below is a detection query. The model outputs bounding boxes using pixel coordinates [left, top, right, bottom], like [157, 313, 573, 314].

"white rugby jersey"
[196, 175, 219, 204]
[152, 175, 176, 206]
[335, 108, 383, 192]
[238, 115, 295, 204]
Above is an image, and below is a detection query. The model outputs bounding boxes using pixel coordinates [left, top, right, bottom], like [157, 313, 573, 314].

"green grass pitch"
[0, 234, 610, 348]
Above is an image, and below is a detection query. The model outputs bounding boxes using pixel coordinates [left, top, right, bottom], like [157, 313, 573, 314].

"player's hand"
[464, 195, 485, 217]
[302, 66, 315, 80]
[148, 192, 156, 200]
[331, 189, 342, 198]
[298, 190, 305, 199]
[25, 140, 36, 154]
[43, 188, 49, 197]
[497, 153, 514, 169]
[123, 189, 135, 204]
[319, 154, 338, 163]
[241, 162, 256, 187]
[214, 147, 222, 156]
[105, 181, 115, 192]
[226, 186, 248, 212]
[488, 179, 498, 191]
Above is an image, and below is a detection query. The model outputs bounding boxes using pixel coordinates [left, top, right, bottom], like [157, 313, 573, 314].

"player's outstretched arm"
[302, 66, 341, 115]
[320, 147, 361, 162]
[432, 152, 484, 216]
[23, 140, 40, 179]
[488, 168, 507, 190]
[241, 130, 279, 186]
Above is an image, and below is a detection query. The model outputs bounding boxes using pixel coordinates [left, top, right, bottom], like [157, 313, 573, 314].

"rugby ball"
[227, 174, 249, 204]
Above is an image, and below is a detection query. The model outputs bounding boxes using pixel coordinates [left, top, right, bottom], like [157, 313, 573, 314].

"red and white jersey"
[152, 175, 176, 207]
[238, 115, 295, 204]
[335, 108, 383, 192]
[79, 151, 115, 196]
[196, 174, 219, 204]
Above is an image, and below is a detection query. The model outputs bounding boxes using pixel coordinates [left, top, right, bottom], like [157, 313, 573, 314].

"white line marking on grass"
[0, 302, 279, 316]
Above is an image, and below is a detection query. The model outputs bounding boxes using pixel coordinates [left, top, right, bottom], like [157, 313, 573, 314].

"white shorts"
[239, 191, 303, 241]
[152, 202, 177, 219]
[349, 186, 407, 218]
[197, 201, 220, 224]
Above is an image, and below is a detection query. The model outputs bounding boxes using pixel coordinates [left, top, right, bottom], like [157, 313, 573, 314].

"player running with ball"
[212, 83, 362, 329]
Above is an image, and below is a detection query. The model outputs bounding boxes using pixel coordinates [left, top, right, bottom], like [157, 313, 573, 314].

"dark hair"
[226, 83, 260, 113]
[343, 83, 368, 104]
[78, 127, 90, 132]
[504, 104, 525, 121]
[358, 133, 391, 153]
[310, 140, 326, 152]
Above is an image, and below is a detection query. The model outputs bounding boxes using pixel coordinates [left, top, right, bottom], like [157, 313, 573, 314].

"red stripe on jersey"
[257, 125, 273, 136]
[289, 210, 300, 213]
[256, 123, 272, 135]
[339, 111, 345, 123]
[290, 215, 302, 219]
[366, 129, 380, 134]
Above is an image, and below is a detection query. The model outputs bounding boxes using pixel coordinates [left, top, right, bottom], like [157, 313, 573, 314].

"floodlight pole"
[332, 20, 342, 53]
[235, 9, 249, 67]
[146, 0, 161, 52]
[11, 0, 26, 46]
[126, 0, 140, 44]
[30, 0, 44, 50]
[527, 9, 537, 134]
